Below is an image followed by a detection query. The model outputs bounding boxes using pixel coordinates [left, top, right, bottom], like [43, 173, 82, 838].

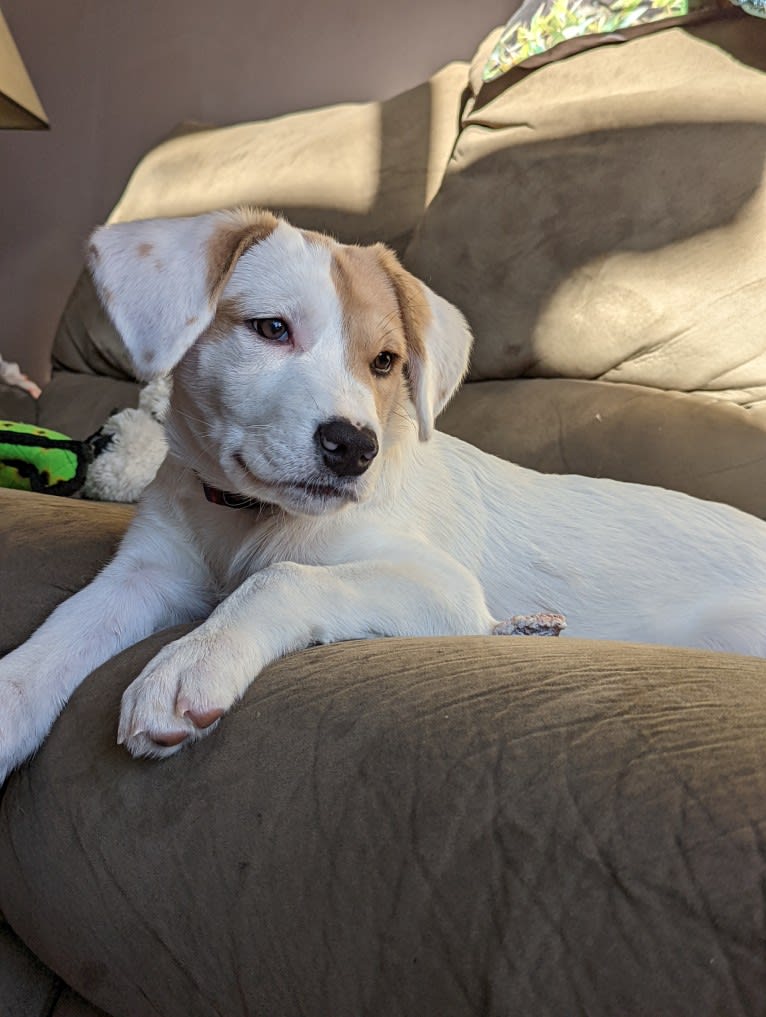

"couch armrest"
[0, 489, 134, 654]
[2, 635, 766, 1015]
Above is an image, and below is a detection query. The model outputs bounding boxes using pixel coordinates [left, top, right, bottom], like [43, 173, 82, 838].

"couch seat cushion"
[439, 378, 766, 518]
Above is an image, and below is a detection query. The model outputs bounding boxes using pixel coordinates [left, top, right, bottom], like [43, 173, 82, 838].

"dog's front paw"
[0, 654, 56, 784]
[118, 634, 249, 759]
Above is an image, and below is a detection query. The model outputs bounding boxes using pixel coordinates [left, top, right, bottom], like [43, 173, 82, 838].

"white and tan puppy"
[2, 206, 766, 781]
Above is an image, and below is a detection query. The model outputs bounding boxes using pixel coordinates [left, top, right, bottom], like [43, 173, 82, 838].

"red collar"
[202, 482, 264, 510]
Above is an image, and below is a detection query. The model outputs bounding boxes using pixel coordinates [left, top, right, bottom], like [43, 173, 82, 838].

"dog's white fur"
[2, 206, 766, 782]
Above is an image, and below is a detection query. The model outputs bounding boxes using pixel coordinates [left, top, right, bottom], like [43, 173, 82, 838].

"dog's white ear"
[376, 247, 472, 440]
[87, 208, 279, 378]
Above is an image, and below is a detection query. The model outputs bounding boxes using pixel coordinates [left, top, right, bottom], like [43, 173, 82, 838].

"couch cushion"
[51, 62, 469, 380]
[1, 633, 766, 1016]
[36, 372, 141, 441]
[108, 62, 468, 251]
[0, 489, 134, 655]
[50, 989, 110, 1017]
[0, 915, 59, 1017]
[439, 378, 766, 517]
[404, 26, 766, 410]
[0, 381, 38, 426]
[0, 918, 106, 1017]
[52, 270, 138, 381]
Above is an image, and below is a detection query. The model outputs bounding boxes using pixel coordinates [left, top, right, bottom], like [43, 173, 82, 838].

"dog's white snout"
[315, 419, 378, 478]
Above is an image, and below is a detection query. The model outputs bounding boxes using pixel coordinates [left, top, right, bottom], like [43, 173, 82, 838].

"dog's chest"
[185, 499, 329, 598]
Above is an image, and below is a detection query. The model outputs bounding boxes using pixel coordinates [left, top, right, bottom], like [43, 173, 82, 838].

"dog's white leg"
[119, 551, 500, 758]
[0, 533, 211, 783]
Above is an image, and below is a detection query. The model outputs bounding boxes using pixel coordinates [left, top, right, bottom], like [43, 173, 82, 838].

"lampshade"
[0, 8, 48, 129]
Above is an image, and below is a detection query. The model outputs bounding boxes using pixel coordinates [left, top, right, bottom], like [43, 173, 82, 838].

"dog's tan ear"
[376, 246, 472, 440]
[87, 208, 279, 379]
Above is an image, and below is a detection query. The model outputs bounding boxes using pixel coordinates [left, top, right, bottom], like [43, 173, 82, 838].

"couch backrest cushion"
[52, 61, 469, 379]
[403, 24, 766, 409]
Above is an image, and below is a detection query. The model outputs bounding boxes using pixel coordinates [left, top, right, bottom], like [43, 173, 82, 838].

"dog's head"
[88, 207, 472, 516]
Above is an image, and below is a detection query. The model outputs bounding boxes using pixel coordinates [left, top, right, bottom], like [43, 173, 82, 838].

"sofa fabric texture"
[0, 382, 38, 428]
[0, 490, 134, 655]
[0, 918, 107, 1017]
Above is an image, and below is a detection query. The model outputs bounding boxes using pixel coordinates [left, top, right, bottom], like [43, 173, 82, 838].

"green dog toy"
[0, 421, 93, 497]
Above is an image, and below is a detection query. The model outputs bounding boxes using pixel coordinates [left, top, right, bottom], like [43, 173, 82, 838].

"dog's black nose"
[315, 419, 379, 477]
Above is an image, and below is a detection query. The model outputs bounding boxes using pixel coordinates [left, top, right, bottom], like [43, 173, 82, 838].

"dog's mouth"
[231, 451, 357, 508]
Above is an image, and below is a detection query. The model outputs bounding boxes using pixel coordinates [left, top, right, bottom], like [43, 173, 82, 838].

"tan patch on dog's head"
[373, 244, 431, 369]
[206, 296, 248, 342]
[330, 244, 410, 425]
[206, 208, 280, 302]
[301, 228, 336, 251]
[137, 242, 153, 258]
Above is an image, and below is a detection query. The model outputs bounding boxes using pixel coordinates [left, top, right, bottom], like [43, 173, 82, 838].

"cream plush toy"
[82, 375, 171, 503]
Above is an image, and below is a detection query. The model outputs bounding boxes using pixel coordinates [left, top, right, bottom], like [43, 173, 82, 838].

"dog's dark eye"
[247, 318, 290, 342]
[371, 351, 396, 376]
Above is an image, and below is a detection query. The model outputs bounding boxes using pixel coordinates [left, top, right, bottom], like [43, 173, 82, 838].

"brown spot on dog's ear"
[206, 208, 280, 301]
[137, 242, 153, 257]
[185, 316, 198, 327]
[374, 244, 431, 367]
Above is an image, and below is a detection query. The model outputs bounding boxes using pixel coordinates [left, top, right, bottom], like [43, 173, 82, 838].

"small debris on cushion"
[493, 613, 566, 637]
